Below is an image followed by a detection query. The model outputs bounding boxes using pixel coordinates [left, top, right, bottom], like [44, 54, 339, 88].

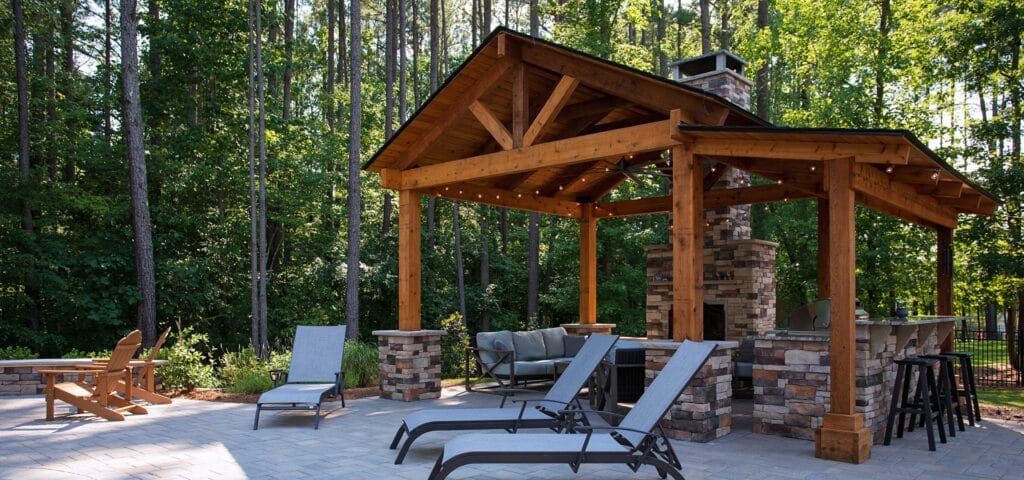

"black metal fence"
[954, 321, 1023, 387]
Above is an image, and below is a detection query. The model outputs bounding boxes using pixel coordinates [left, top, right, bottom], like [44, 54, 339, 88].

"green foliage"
[0, 346, 37, 360]
[61, 348, 113, 359]
[439, 313, 472, 379]
[219, 348, 273, 394]
[161, 328, 219, 390]
[343, 340, 379, 388]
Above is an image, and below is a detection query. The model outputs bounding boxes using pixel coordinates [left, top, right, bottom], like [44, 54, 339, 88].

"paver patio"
[1, 387, 1021, 480]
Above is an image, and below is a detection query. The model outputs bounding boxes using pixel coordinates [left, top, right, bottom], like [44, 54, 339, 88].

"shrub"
[218, 348, 293, 394]
[440, 312, 471, 379]
[343, 340, 378, 388]
[62, 348, 112, 359]
[0, 346, 38, 360]
[161, 327, 219, 390]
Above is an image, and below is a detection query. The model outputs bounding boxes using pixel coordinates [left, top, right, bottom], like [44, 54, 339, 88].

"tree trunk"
[247, 0, 262, 356]
[383, 0, 396, 234]
[699, 0, 711, 54]
[527, 212, 540, 322]
[121, 0, 157, 347]
[45, 22, 57, 181]
[471, 0, 477, 45]
[529, 0, 538, 36]
[479, 206, 491, 331]
[255, 0, 270, 356]
[104, 0, 113, 145]
[398, 0, 407, 121]
[13, 0, 38, 331]
[411, 0, 418, 106]
[429, 0, 438, 92]
[755, 0, 769, 119]
[147, 0, 160, 78]
[454, 202, 466, 320]
[483, 0, 490, 33]
[498, 208, 508, 253]
[338, 0, 346, 92]
[1010, 34, 1021, 166]
[346, 0, 363, 340]
[718, 0, 730, 50]
[283, 0, 293, 120]
[327, 0, 335, 131]
[60, 0, 77, 181]
[874, 0, 890, 127]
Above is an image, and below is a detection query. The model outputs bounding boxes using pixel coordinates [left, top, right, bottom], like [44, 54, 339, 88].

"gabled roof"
[364, 27, 765, 203]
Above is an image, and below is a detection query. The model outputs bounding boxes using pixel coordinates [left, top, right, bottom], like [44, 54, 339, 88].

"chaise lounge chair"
[390, 333, 619, 464]
[41, 330, 149, 421]
[253, 325, 347, 430]
[426, 340, 716, 480]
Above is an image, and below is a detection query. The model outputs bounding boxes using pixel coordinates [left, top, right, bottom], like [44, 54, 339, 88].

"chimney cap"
[669, 50, 748, 77]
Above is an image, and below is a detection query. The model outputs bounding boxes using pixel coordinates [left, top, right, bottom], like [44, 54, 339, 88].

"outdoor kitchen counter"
[751, 316, 961, 443]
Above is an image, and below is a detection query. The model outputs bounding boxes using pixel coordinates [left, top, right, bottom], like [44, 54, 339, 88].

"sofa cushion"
[493, 360, 555, 377]
[476, 331, 513, 366]
[538, 327, 568, 358]
[512, 330, 547, 361]
[563, 335, 587, 357]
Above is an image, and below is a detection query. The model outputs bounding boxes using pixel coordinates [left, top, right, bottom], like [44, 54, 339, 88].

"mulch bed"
[167, 379, 468, 404]
[979, 403, 1024, 425]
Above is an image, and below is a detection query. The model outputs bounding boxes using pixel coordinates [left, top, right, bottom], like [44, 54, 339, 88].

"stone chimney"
[670, 50, 752, 110]
[642, 50, 776, 342]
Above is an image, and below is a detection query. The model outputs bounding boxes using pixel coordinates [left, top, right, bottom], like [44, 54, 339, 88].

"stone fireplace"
[646, 50, 777, 342]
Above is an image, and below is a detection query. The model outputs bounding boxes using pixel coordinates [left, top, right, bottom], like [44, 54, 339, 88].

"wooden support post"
[937, 226, 954, 350]
[672, 145, 703, 341]
[817, 198, 830, 299]
[579, 204, 597, 324]
[816, 158, 871, 464]
[398, 190, 422, 331]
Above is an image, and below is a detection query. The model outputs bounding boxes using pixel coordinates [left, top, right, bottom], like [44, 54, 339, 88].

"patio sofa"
[466, 327, 586, 389]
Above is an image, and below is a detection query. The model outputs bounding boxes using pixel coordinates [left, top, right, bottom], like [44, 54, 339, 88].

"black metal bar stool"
[945, 351, 981, 425]
[884, 356, 947, 451]
[918, 354, 965, 435]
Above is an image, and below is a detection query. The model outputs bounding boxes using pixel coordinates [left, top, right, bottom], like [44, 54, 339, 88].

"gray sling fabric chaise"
[390, 333, 619, 464]
[426, 340, 716, 480]
[253, 325, 347, 430]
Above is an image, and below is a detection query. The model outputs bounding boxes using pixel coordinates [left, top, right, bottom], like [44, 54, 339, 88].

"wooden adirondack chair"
[92, 327, 172, 405]
[41, 330, 149, 421]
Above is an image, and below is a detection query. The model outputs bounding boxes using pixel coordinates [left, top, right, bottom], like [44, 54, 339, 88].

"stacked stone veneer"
[646, 240, 777, 341]
[646, 343, 735, 442]
[374, 330, 443, 402]
[0, 364, 162, 396]
[753, 325, 943, 443]
[681, 70, 752, 110]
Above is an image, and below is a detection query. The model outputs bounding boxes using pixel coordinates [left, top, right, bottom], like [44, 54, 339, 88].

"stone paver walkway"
[1, 388, 1021, 480]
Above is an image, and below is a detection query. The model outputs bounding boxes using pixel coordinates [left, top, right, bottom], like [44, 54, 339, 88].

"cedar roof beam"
[558, 97, 628, 121]
[850, 161, 957, 229]
[397, 120, 678, 190]
[521, 44, 729, 125]
[469, 101, 514, 150]
[594, 184, 815, 218]
[524, 75, 579, 147]
[916, 180, 964, 198]
[702, 163, 729, 191]
[393, 53, 518, 170]
[421, 183, 582, 217]
[690, 139, 911, 164]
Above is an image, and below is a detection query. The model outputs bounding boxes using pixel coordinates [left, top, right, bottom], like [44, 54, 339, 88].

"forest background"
[1, 0, 1022, 355]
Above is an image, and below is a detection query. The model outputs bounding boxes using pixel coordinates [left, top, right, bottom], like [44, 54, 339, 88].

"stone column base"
[373, 330, 444, 402]
[648, 341, 736, 442]
[815, 413, 872, 464]
[561, 323, 616, 336]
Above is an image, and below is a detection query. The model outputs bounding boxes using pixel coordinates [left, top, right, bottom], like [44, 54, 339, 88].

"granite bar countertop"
[854, 315, 966, 326]
[620, 337, 739, 350]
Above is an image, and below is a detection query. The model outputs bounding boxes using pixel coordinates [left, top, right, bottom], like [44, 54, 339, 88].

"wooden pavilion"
[364, 28, 998, 463]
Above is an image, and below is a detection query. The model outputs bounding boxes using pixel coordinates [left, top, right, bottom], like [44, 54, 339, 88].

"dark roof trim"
[677, 125, 1000, 205]
[363, 27, 768, 171]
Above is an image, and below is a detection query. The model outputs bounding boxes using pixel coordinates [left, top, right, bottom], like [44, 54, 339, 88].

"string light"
[605, 167, 610, 172]
[444, 187, 450, 191]
[559, 185, 564, 191]
[581, 178, 586, 182]
[496, 194, 501, 199]
[458, 190, 463, 195]
[710, 166, 717, 173]
[930, 170, 940, 181]
[810, 165, 817, 172]
[517, 193, 523, 198]
[535, 190, 540, 195]
[885, 164, 895, 174]
[776, 179, 784, 185]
